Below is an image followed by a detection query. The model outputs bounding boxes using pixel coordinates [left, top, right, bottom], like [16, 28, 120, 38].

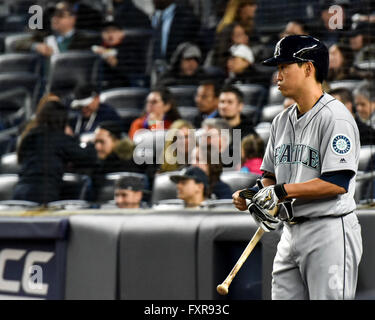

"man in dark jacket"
[151, 0, 201, 62]
[14, 2, 99, 55]
[93, 21, 148, 89]
[69, 84, 122, 136]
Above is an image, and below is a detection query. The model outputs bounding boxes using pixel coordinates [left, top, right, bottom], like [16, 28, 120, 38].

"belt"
[285, 211, 353, 225]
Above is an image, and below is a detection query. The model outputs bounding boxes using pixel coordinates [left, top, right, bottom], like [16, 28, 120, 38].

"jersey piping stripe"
[300, 98, 336, 138]
[341, 216, 347, 300]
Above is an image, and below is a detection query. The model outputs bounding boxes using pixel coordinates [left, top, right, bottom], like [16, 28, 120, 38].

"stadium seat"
[167, 85, 197, 107]
[358, 145, 375, 172]
[0, 173, 18, 200]
[0, 53, 41, 74]
[205, 199, 234, 210]
[0, 87, 33, 125]
[0, 200, 39, 210]
[0, 152, 19, 174]
[220, 171, 260, 193]
[4, 32, 33, 53]
[233, 84, 268, 108]
[254, 122, 271, 145]
[100, 87, 148, 110]
[95, 172, 149, 204]
[329, 80, 363, 91]
[2, 14, 29, 32]
[151, 171, 179, 204]
[47, 199, 91, 210]
[61, 173, 91, 201]
[45, 51, 99, 99]
[177, 106, 199, 123]
[267, 85, 284, 105]
[0, 72, 39, 102]
[261, 104, 284, 122]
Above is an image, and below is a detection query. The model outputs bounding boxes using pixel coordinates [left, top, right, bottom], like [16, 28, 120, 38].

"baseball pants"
[271, 212, 362, 300]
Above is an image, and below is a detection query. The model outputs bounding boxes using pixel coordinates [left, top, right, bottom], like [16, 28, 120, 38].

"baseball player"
[233, 35, 363, 300]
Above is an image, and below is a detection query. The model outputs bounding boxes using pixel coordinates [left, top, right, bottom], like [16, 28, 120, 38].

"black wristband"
[274, 183, 288, 199]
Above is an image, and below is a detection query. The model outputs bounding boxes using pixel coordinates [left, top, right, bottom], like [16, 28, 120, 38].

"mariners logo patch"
[331, 134, 352, 155]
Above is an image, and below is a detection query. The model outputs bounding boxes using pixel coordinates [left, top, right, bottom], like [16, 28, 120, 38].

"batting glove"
[253, 184, 288, 210]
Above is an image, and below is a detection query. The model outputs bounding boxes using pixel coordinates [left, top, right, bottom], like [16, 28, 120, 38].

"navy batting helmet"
[263, 35, 329, 83]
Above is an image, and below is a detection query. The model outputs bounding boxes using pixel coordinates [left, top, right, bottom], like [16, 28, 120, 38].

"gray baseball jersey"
[261, 93, 363, 299]
[261, 93, 360, 218]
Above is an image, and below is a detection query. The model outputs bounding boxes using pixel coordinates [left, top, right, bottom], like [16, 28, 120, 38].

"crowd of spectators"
[0, 0, 374, 209]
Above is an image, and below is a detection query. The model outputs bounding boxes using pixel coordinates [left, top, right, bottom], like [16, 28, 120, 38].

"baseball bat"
[216, 226, 265, 296]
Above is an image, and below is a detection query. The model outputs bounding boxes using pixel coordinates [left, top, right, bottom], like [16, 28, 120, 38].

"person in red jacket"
[128, 87, 181, 139]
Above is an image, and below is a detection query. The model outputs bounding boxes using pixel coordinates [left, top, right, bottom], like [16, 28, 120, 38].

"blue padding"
[0, 217, 69, 239]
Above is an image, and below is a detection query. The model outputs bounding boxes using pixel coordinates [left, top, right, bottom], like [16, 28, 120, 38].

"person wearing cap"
[157, 42, 209, 87]
[69, 83, 122, 136]
[114, 176, 149, 209]
[169, 166, 209, 208]
[232, 35, 362, 300]
[15, 1, 99, 56]
[92, 21, 147, 89]
[224, 43, 271, 87]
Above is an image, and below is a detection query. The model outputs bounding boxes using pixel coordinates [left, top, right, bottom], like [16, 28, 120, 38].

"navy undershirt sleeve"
[319, 170, 355, 192]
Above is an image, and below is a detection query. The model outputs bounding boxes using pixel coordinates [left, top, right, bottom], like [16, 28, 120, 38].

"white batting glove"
[253, 185, 279, 210]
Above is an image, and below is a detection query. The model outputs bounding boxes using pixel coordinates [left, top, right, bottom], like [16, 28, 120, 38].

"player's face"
[276, 63, 305, 98]
[115, 189, 142, 208]
[355, 94, 375, 121]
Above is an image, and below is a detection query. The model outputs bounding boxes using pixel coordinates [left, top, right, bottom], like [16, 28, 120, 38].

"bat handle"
[216, 227, 265, 295]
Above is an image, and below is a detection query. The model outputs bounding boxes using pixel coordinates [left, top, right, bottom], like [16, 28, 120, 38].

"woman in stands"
[192, 143, 232, 199]
[128, 87, 181, 140]
[13, 100, 97, 205]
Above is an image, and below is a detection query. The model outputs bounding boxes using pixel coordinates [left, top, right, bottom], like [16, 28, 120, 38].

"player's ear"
[304, 62, 314, 78]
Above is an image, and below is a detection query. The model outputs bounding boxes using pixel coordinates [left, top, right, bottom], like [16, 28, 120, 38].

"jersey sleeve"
[260, 122, 275, 174]
[320, 118, 359, 174]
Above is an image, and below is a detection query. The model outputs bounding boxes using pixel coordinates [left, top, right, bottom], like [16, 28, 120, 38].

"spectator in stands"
[218, 85, 256, 168]
[353, 81, 375, 129]
[69, 83, 122, 136]
[192, 144, 232, 199]
[151, 0, 200, 62]
[14, 2, 99, 56]
[200, 118, 232, 154]
[225, 44, 270, 87]
[240, 133, 264, 175]
[12, 100, 97, 204]
[211, 22, 250, 70]
[157, 42, 208, 86]
[93, 21, 146, 89]
[327, 43, 361, 81]
[170, 166, 208, 208]
[89, 121, 145, 201]
[128, 87, 181, 139]
[113, 0, 151, 30]
[279, 20, 309, 38]
[329, 86, 375, 145]
[193, 80, 221, 128]
[312, 0, 351, 49]
[66, 0, 103, 31]
[218, 85, 256, 138]
[216, 0, 259, 44]
[348, 22, 374, 60]
[159, 119, 195, 173]
[114, 175, 149, 209]
[199, 118, 239, 168]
